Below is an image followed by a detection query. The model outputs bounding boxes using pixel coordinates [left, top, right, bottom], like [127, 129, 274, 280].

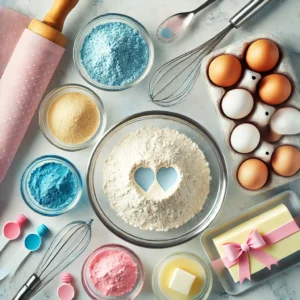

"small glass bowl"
[82, 244, 145, 300]
[39, 84, 106, 151]
[73, 13, 154, 91]
[21, 155, 82, 216]
[152, 252, 213, 300]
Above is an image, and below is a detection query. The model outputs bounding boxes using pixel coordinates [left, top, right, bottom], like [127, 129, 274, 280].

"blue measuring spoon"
[0, 224, 48, 280]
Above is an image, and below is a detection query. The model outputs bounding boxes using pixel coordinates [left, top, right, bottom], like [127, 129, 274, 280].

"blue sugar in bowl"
[21, 155, 82, 216]
[73, 13, 154, 91]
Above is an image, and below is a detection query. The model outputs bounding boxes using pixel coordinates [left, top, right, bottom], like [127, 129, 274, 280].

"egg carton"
[201, 34, 300, 194]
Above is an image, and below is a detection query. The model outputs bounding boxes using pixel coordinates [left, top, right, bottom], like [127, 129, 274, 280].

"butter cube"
[169, 267, 196, 295]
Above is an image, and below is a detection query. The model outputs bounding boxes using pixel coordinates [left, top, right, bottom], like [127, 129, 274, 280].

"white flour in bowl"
[103, 127, 211, 231]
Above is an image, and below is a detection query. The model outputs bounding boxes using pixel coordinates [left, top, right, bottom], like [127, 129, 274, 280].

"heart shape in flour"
[156, 167, 178, 191]
[134, 167, 178, 192]
[134, 168, 155, 192]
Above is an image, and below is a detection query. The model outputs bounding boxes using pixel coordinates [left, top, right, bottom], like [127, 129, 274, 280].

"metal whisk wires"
[35, 219, 92, 292]
[148, 24, 233, 107]
[13, 219, 93, 300]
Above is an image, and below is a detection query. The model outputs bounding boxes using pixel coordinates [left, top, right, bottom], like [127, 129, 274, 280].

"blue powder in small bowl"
[80, 21, 149, 87]
[21, 155, 82, 216]
[28, 162, 77, 210]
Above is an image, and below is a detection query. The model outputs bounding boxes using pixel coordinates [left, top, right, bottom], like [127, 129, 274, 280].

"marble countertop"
[1, 0, 300, 299]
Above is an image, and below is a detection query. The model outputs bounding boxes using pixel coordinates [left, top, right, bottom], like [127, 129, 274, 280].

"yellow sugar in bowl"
[152, 252, 212, 300]
[39, 84, 106, 151]
[48, 92, 99, 145]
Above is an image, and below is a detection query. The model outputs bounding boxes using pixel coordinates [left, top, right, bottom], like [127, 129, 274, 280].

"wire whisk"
[149, 24, 233, 107]
[13, 219, 93, 300]
[148, 0, 274, 107]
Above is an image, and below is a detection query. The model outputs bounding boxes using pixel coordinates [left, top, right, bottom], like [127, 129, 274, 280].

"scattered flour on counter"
[103, 127, 211, 231]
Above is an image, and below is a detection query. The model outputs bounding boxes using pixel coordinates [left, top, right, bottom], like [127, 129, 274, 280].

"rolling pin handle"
[43, 0, 80, 32]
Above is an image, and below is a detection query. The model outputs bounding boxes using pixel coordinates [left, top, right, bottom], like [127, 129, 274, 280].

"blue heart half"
[134, 168, 155, 192]
[156, 167, 178, 191]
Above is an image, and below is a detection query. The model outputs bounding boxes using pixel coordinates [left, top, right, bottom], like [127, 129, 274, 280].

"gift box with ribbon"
[201, 190, 300, 295]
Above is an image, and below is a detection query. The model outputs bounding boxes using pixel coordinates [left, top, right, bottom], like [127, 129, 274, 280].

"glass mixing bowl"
[73, 13, 154, 91]
[87, 111, 227, 248]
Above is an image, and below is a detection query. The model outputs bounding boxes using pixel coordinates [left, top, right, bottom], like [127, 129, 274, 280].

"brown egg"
[208, 54, 242, 87]
[246, 39, 280, 72]
[237, 159, 269, 190]
[259, 74, 292, 105]
[271, 145, 300, 177]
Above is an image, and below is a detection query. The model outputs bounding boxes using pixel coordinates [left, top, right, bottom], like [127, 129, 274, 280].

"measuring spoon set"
[0, 214, 49, 281]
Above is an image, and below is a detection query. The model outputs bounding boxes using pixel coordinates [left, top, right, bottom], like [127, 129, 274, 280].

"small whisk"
[13, 219, 93, 300]
[149, 0, 274, 107]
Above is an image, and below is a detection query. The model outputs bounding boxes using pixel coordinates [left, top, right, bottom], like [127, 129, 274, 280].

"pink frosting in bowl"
[82, 244, 145, 299]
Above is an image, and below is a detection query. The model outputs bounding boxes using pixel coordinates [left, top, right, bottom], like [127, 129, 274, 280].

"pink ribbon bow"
[222, 229, 278, 283]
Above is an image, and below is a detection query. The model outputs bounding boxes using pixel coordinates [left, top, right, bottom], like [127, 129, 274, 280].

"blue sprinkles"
[80, 22, 149, 86]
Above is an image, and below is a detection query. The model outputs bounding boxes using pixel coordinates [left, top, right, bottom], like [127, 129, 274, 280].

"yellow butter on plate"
[213, 204, 300, 283]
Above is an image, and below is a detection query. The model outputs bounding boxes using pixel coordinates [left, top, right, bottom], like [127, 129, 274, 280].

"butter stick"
[213, 204, 300, 282]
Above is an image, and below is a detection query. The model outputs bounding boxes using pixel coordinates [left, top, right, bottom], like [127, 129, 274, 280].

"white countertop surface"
[1, 0, 300, 299]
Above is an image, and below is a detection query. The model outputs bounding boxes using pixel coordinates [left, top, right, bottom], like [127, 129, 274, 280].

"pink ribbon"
[222, 229, 278, 283]
[218, 219, 300, 284]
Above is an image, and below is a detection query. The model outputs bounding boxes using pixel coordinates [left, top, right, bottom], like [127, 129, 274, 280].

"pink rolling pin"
[0, 6, 31, 77]
[0, 0, 79, 182]
[57, 272, 75, 300]
[0, 214, 27, 253]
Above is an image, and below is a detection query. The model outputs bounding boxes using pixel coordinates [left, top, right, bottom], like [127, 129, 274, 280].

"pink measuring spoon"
[57, 272, 75, 300]
[0, 214, 27, 252]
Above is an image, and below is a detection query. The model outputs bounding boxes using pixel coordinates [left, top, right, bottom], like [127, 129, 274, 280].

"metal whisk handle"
[12, 274, 40, 300]
[230, 0, 273, 28]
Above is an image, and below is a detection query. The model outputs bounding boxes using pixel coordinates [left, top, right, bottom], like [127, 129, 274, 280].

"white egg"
[265, 126, 282, 143]
[270, 107, 300, 135]
[221, 89, 254, 119]
[230, 123, 260, 153]
[248, 102, 276, 128]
